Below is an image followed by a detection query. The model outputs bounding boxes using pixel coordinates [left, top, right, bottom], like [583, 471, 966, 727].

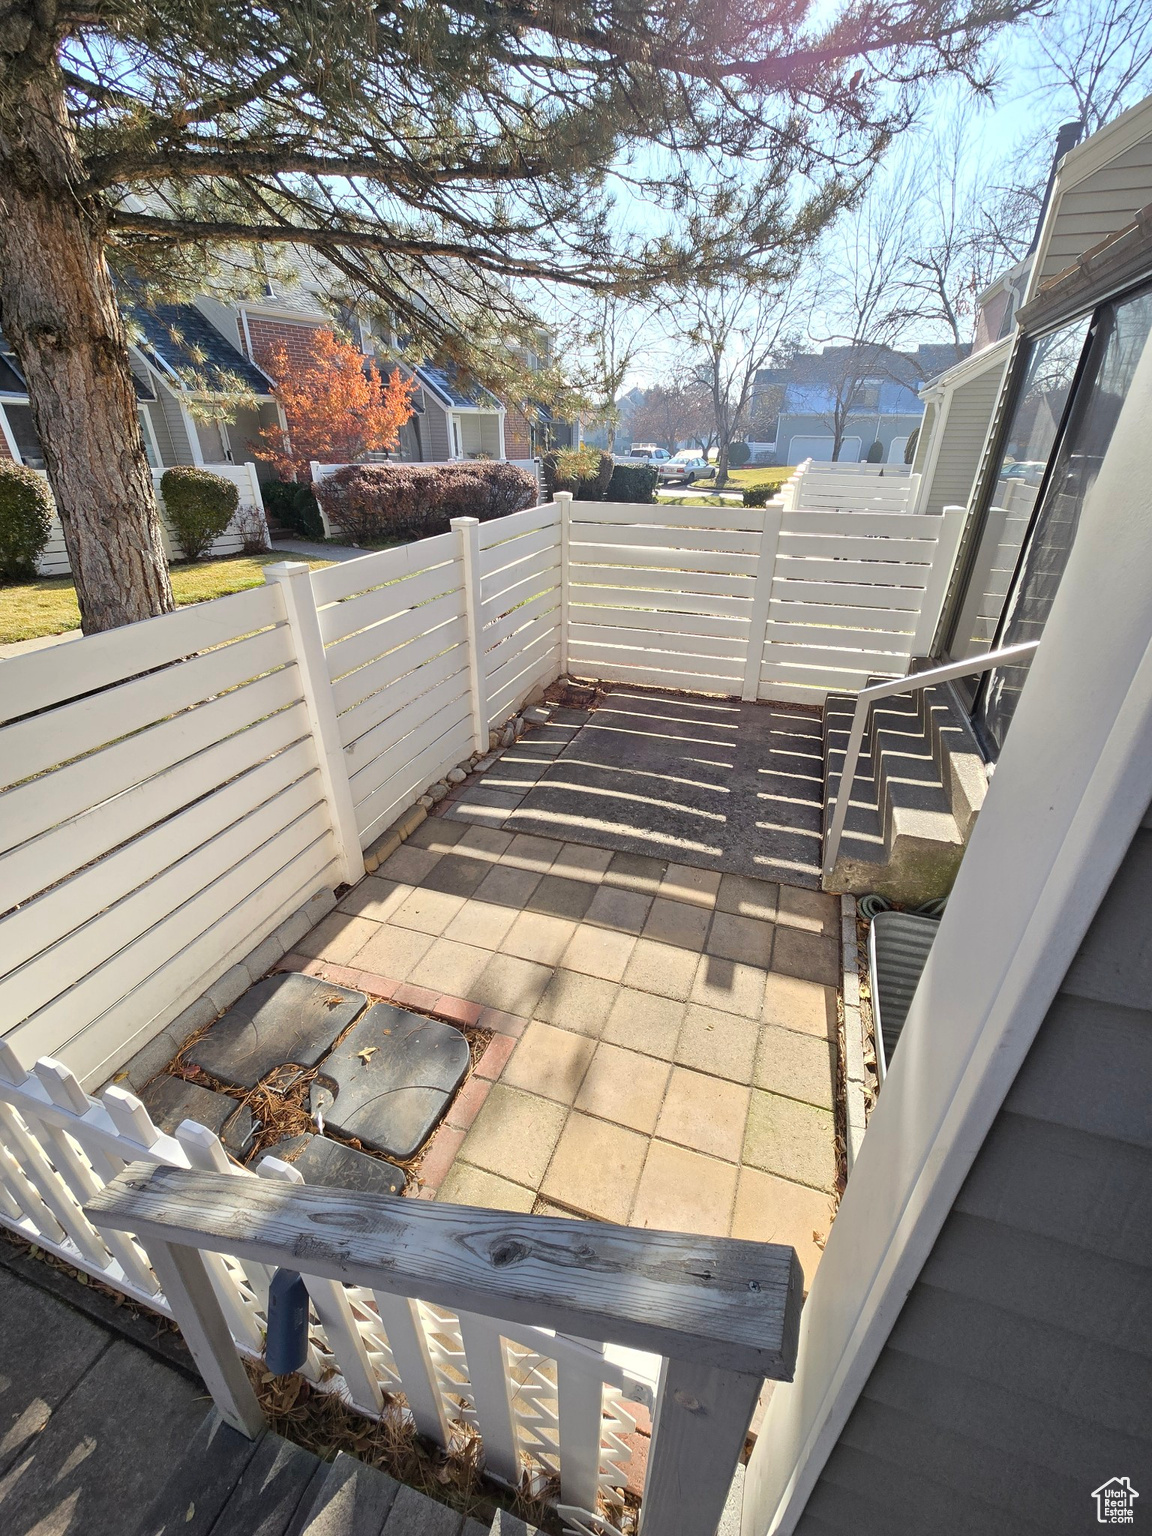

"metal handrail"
[822, 639, 1042, 880]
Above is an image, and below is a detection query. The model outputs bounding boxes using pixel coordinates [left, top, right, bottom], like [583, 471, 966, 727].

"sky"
[606, 6, 1148, 392]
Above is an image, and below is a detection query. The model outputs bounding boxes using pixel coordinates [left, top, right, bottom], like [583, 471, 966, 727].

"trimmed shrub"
[542, 445, 613, 500]
[728, 442, 752, 468]
[865, 439, 885, 463]
[606, 463, 658, 503]
[318, 460, 537, 544]
[0, 462, 53, 580]
[234, 502, 271, 553]
[161, 467, 239, 560]
[743, 484, 773, 508]
[262, 479, 325, 540]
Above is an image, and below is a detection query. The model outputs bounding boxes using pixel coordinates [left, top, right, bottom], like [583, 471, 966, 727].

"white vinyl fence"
[774, 459, 921, 514]
[0, 1042, 645, 1536]
[567, 499, 964, 704]
[37, 462, 268, 576]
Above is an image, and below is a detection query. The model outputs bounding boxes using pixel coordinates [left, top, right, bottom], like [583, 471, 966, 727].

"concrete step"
[822, 681, 988, 903]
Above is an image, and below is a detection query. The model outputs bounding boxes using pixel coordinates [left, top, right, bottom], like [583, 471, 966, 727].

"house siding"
[1038, 134, 1152, 285]
[921, 356, 1008, 517]
[152, 385, 196, 464]
[425, 401, 451, 459]
[792, 817, 1152, 1536]
[243, 315, 325, 376]
[505, 402, 534, 457]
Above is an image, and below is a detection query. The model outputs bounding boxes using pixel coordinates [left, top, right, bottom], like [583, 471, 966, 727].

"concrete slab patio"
[445, 688, 826, 889]
[281, 815, 842, 1287]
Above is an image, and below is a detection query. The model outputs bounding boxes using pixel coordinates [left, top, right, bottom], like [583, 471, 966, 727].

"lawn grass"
[0, 551, 335, 645]
[659, 464, 795, 506]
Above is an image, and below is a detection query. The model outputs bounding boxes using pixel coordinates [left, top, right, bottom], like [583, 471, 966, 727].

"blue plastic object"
[265, 1267, 309, 1375]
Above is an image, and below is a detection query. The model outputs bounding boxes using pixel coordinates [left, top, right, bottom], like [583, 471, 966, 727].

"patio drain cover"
[309, 1004, 470, 1160]
[139, 1075, 255, 1159]
[259, 1133, 406, 1197]
[185, 972, 367, 1089]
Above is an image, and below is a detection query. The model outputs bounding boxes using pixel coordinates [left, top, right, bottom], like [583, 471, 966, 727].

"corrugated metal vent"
[868, 911, 941, 1079]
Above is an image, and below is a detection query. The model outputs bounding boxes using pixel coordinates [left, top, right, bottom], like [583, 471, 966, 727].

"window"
[946, 315, 1091, 663]
[972, 286, 1152, 756]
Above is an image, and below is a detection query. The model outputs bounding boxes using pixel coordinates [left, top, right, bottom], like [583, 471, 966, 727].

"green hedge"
[742, 484, 773, 508]
[0, 462, 53, 580]
[728, 442, 751, 468]
[606, 463, 658, 503]
[161, 467, 239, 560]
[542, 446, 613, 499]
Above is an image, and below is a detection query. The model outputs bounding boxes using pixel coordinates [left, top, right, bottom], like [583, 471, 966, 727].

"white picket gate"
[0, 1039, 647, 1533]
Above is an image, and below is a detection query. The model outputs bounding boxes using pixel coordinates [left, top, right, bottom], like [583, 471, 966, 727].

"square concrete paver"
[295, 911, 381, 964]
[406, 818, 468, 852]
[502, 1022, 596, 1105]
[584, 885, 652, 934]
[502, 833, 559, 873]
[657, 864, 721, 908]
[776, 885, 839, 937]
[471, 952, 554, 1016]
[762, 973, 838, 1038]
[770, 927, 840, 987]
[473, 863, 542, 909]
[501, 911, 578, 966]
[378, 844, 444, 884]
[389, 887, 467, 936]
[443, 898, 519, 950]
[631, 1140, 738, 1236]
[731, 1166, 834, 1286]
[438, 1162, 536, 1212]
[716, 875, 778, 922]
[621, 939, 700, 1001]
[460, 1084, 567, 1187]
[754, 1026, 837, 1109]
[549, 843, 614, 883]
[604, 851, 668, 895]
[602, 988, 684, 1059]
[407, 937, 492, 998]
[656, 1067, 750, 1163]
[560, 923, 637, 981]
[541, 1113, 648, 1222]
[642, 898, 711, 950]
[352, 923, 435, 979]
[455, 824, 513, 860]
[533, 969, 618, 1036]
[575, 1043, 670, 1133]
[422, 853, 492, 897]
[743, 1090, 837, 1192]
[525, 874, 596, 921]
[690, 956, 768, 1018]
[706, 912, 774, 968]
[675, 1004, 759, 1084]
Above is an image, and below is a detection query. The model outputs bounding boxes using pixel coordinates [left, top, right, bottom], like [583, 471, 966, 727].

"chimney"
[1027, 120, 1085, 256]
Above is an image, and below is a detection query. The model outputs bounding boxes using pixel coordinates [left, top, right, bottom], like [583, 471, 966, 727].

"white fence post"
[911, 504, 966, 655]
[742, 502, 782, 702]
[453, 516, 488, 751]
[264, 562, 365, 885]
[556, 491, 572, 676]
[309, 459, 333, 538]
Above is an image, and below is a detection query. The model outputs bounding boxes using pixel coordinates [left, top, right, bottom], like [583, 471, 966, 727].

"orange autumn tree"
[258, 328, 415, 477]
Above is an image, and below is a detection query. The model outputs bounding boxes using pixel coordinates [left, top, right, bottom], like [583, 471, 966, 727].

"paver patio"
[282, 809, 842, 1286]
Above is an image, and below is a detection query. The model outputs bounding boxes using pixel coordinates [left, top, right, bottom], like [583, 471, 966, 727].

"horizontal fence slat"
[567, 655, 738, 695]
[319, 560, 463, 648]
[0, 584, 283, 725]
[567, 541, 757, 577]
[776, 532, 937, 563]
[569, 523, 762, 557]
[767, 579, 923, 612]
[782, 510, 939, 537]
[764, 622, 915, 652]
[3, 740, 319, 975]
[482, 588, 560, 654]
[568, 584, 751, 620]
[0, 625, 293, 791]
[309, 533, 455, 607]
[480, 553, 561, 624]
[353, 715, 475, 840]
[476, 503, 558, 548]
[0, 669, 304, 873]
[766, 599, 916, 632]
[348, 689, 473, 805]
[485, 621, 561, 706]
[565, 604, 746, 641]
[771, 558, 930, 588]
[568, 623, 745, 663]
[570, 501, 764, 531]
[568, 565, 753, 601]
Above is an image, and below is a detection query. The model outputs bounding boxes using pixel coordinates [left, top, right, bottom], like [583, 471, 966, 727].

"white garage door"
[788, 435, 862, 462]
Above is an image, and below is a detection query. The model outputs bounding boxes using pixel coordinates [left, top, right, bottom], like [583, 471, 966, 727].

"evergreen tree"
[0, 0, 1038, 628]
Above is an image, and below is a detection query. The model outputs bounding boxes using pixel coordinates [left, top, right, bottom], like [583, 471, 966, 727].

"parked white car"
[658, 450, 712, 485]
[614, 443, 672, 465]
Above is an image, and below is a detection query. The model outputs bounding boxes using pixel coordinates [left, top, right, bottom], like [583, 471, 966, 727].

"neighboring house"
[752, 342, 967, 464]
[0, 297, 278, 472]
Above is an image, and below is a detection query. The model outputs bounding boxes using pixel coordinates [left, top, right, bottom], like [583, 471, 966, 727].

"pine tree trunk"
[0, 46, 173, 632]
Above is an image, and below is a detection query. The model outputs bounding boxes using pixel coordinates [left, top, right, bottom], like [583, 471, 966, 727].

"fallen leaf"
[357, 1047, 378, 1064]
